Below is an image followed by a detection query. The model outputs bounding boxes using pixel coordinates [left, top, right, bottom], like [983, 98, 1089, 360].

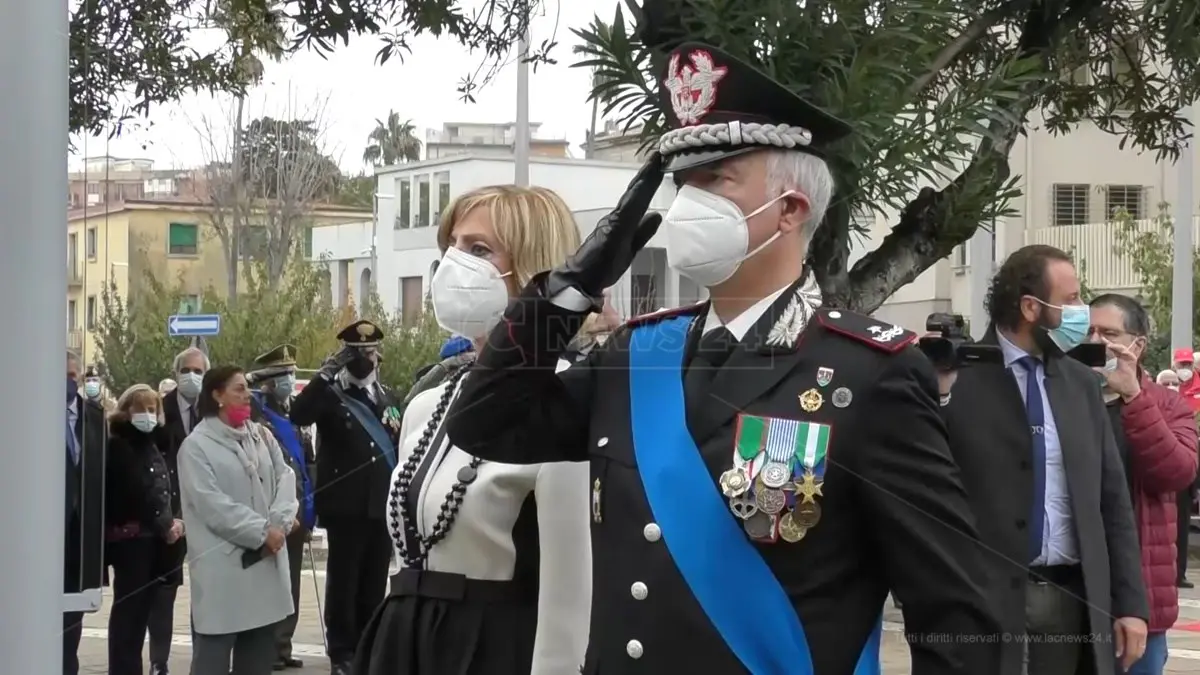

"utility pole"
[370, 192, 379, 297]
[1171, 104, 1195, 352]
[0, 0, 68, 670]
[514, 14, 531, 187]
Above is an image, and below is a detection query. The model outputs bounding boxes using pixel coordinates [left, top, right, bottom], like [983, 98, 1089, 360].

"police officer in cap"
[248, 344, 315, 670]
[290, 321, 400, 675]
[445, 40, 1002, 675]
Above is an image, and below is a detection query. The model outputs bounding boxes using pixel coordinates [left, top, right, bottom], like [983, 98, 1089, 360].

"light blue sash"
[330, 385, 397, 470]
[628, 316, 882, 675]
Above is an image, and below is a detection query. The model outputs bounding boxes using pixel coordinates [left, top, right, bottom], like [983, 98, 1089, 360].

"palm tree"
[363, 111, 422, 166]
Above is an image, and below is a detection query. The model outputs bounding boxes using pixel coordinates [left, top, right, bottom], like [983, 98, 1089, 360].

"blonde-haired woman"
[104, 384, 181, 675]
[353, 185, 592, 675]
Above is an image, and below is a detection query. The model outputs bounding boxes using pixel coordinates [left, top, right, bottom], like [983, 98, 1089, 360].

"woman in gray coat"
[178, 365, 299, 675]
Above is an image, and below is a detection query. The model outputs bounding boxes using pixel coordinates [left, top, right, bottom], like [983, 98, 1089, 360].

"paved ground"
[76, 566, 1200, 674]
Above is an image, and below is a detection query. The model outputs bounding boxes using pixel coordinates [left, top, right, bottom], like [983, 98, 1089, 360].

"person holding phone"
[1087, 294, 1198, 675]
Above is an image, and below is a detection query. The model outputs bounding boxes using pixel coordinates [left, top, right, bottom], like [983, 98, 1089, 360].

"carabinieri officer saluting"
[290, 320, 401, 675]
[444, 42, 1002, 675]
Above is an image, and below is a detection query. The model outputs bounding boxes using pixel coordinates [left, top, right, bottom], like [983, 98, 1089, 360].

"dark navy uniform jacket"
[446, 275, 1002, 675]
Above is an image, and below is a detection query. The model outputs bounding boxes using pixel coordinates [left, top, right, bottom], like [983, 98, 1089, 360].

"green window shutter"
[168, 222, 198, 254]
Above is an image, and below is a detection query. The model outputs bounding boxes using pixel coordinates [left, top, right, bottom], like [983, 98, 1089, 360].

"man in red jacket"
[1172, 348, 1200, 412]
[1090, 295, 1199, 675]
[1170, 347, 1199, 589]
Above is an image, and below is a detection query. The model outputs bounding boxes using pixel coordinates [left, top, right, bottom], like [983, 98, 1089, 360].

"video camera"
[918, 313, 1003, 370]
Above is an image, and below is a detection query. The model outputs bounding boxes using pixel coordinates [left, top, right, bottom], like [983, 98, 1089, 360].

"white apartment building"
[867, 109, 1198, 332]
[314, 113, 1196, 330]
[308, 154, 682, 321]
[425, 122, 571, 160]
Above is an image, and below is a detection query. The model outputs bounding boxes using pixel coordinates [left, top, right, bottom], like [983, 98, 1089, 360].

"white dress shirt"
[996, 331, 1079, 565]
[387, 374, 592, 675]
[701, 284, 790, 339]
[67, 398, 79, 464]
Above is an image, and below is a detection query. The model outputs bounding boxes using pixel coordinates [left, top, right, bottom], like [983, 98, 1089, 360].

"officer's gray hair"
[765, 149, 833, 249]
[67, 350, 80, 368]
[173, 347, 210, 373]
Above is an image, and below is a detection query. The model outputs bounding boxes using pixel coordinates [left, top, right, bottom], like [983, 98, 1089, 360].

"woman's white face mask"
[663, 185, 795, 288]
[430, 247, 513, 339]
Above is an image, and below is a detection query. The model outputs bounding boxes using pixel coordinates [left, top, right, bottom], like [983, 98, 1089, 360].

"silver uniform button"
[643, 523, 661, 542]
[597, 437, 609, 448]
[626, 639, 644, 659]
[630, 582, 648, 600]
[829, 310, 842, 319]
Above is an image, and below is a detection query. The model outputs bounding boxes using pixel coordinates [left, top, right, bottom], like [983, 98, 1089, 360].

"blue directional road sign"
[168, 313, 221, 337]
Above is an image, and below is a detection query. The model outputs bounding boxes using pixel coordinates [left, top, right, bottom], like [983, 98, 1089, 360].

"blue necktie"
[1016, 356, 1046, 562]
[66, 416, 79, 465]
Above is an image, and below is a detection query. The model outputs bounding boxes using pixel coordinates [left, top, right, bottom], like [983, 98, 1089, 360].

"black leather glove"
[318, 346, 355, 380]
[545, 152, 666, 302]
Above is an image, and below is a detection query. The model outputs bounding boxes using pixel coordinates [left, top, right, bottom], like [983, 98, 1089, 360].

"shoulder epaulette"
[624, 303, 705, 329]
[815, 308, 916, 354]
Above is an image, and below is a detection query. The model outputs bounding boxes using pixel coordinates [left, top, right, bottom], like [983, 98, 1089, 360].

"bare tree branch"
[188, 89, 341, 296]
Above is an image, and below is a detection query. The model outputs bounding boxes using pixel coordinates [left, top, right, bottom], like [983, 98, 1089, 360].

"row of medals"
[720, 460, 822, 543]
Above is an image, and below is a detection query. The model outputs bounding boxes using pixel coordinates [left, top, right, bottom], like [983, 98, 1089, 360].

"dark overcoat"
[942, 328, 1148, 674]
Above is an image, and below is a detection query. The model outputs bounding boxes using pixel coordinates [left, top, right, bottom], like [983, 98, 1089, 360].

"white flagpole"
[514, 16, 531, 187]
[1172, 104, 1195, 353]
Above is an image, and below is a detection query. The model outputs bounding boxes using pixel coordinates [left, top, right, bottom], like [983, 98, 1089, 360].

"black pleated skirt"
[353, 569, 538, 675]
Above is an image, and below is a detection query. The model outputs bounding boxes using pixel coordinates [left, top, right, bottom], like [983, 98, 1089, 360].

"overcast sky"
[69, 0, 623, 173]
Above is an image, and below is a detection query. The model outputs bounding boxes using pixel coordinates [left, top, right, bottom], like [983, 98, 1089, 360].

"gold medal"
[799, 388, 823, 413]
[795, 470, 824, 504]
[794, 500, 822, 528]
[779, 511, 807, 543]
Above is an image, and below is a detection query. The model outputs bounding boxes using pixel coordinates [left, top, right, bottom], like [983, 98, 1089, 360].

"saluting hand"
[546, 152, 667, 302]
[318, 346, 356, 381]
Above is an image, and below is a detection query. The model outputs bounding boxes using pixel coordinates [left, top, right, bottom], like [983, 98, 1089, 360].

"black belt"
[1028, 564, 1081, 585]
[388, 569, 532, 604]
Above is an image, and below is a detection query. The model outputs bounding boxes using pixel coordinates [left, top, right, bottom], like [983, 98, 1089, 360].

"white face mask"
[431, 247, 513, 339]
[1177, 368, 1194, 382]
[83, 379, 101, 399]
[177, 372, 203, 399]
[663, 185, 795, 287]
[131, 412, 158, 433]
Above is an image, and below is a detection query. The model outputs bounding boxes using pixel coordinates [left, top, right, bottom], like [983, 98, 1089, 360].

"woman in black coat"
[104, 384, 182, 675]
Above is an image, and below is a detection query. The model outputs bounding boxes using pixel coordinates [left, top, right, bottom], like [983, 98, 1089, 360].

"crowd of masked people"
[62, 208, 1200, 675]
[64, 344, 314, 675]
[56, 41, 1200, 675]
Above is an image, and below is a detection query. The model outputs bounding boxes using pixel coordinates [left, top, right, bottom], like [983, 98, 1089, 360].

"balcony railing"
[67, 330, 84, 352]
[1023, 216, 1200, 291]
[67, 263, 83, 286]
